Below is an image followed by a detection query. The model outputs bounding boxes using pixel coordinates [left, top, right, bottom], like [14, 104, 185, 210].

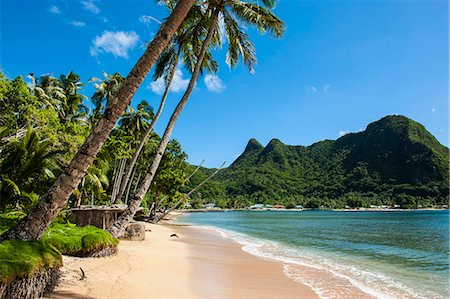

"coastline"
[172, 224, 319, 299]
[48, 222, 318, 298]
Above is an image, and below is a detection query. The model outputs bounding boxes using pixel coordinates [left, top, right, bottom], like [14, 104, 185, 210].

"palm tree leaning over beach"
[114, 2, 219, 204]
[0, 0, 197, 241]
[107, 0, 285, 238]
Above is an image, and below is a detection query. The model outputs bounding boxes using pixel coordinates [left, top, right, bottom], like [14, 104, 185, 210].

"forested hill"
[185, 115, 449, 209]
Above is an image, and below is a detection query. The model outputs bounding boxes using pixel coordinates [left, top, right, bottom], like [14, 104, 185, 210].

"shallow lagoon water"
[177, 210, 449, 298]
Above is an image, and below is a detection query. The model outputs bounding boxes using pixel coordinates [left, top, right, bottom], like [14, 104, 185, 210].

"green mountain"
[185, 115, 449, 209]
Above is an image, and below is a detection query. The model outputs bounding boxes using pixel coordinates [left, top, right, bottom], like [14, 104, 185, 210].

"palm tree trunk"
[133, 173, 142, 193]
[107, 10, 220, 238]
[110, 162, 119, 204]
[185, 159, 205, 183]
[0, 0, 196, 241]
[124, 167, 137, 204]
[115, 49, 181, 203]
[112, 158, 127, 204]
[154, 161, 225, 223]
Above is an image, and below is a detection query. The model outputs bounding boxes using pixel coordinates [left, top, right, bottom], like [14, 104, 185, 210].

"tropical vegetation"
[185, 115, 450, 209]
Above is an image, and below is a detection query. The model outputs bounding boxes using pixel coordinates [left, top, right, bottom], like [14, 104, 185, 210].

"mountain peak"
[230, 138, 264, 168]
[267, 138, 284, 147]
[245, 138, 264, 152]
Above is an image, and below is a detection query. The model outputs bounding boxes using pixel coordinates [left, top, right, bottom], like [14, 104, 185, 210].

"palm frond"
[223, 11, 257, 73]
[229, 2, 285, 38]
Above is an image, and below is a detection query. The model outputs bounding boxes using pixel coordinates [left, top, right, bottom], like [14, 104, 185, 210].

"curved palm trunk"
[0, 0, 196, 241]
[154, 161, 225, 223]
[185, 159, 205, 183]
[107, 10, 220, 238]
[114, 49, 182, 204]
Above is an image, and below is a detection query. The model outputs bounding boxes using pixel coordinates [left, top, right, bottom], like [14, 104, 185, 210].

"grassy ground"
[0, 239, 62, 284]
[42, 223, 119, 256]
[0, 211, 119, 283]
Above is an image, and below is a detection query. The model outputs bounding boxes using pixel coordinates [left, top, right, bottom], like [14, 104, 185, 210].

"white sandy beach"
[48, 223, 318, 298]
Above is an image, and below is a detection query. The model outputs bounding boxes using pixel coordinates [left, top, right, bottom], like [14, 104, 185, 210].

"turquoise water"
[177, 210, 449, 299]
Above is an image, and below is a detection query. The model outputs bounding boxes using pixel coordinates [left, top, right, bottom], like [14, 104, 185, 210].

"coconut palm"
[59, 71, 88, 122]
[74, 150, 110, 207]
[114, 3, 219, 204]
[0, 128, 60, 211]
[107, 0, 284, 237]
[1, 0, 196, 241]
[28, 74, 67, 118]
[120, 100, 154, 139]
[89, 72, 124, 124]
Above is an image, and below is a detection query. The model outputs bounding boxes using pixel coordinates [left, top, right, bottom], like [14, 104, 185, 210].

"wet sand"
[49, 223, 318, 298]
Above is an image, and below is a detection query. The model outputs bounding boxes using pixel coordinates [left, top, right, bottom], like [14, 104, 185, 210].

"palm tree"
[74, 150, 110, 207]
[89, 72, 124, 124]
[114, 3, 219, 203]
[1, 0, 196, 241]
[109, 100, 154, 204]
[59, 71, 88, 122]
[28, 74, 67, 119]
[107, 0, 284, 237]
[0, 128, 60, 211]
[120, 100, 154, 139]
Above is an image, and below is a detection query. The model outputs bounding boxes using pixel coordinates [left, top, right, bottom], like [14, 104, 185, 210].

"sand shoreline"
[48, 222, 318, 298]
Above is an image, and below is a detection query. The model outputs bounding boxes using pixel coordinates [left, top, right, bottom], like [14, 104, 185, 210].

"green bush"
[0, 211, 26, 235]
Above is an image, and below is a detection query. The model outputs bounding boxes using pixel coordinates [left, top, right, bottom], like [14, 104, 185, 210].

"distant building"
[249, 204, 265, 209]
[204, 203, 216, 209]
[272, 204, 285, 209]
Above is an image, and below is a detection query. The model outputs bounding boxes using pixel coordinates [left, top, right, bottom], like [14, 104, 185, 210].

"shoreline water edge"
[47, 210, 448, 298]
[172, 210, 450, 299]
[48, 220, 318, 298]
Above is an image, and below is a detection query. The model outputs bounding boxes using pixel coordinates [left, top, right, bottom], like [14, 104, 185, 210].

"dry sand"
[49, 223, 318, 298]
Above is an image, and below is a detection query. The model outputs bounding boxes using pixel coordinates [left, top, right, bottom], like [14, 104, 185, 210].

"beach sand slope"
[48, 223, 317, 298]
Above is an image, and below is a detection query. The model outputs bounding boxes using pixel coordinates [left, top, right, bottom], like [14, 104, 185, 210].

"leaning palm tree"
[114, 3, 219, 203]
[1, 0, 197, 241]
[107, 0, 284, 237]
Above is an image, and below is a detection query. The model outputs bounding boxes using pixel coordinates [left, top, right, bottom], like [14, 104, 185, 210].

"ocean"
[176, 210, 449, 299]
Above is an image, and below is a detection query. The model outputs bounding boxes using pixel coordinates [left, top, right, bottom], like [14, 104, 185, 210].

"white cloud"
[339, 130, 350, 137]
[204, 74, 226, 93]
[139, 15, 162, 25]
[70, 21, 86, 27]
[306, 85, 317, 93]
[149, 69, 189, 94]
[50, 5, 61, 14]
[81, 1, 100, 14]
[432, 106, 436, 113]
[307, 84, 331, 94]
[90, 31, 139, 58]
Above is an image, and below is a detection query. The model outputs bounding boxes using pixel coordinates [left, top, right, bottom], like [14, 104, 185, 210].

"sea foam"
[191, 225, 439, 299]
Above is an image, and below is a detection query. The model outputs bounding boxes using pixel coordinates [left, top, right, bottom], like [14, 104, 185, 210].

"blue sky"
[1, 0, 448, 167]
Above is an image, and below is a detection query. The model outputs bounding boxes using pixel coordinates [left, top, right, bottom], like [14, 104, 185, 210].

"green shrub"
[0, 211, 26, 235]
